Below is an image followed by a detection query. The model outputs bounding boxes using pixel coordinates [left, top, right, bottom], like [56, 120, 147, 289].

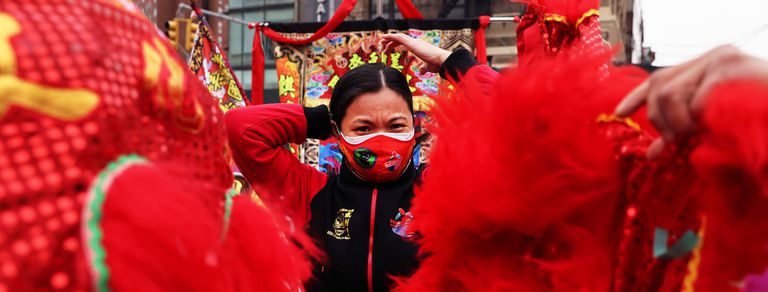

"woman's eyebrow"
[387, 116, 407, 123]
[350, 117, 374, 124]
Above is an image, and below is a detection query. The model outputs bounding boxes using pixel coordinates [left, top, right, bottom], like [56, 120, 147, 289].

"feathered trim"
[515, 0, 600, 23]
[89, 159, 314, 291]
[221, 195, 318, 291]
[396, 53, 646, 291]
[690, 81, 768, 291]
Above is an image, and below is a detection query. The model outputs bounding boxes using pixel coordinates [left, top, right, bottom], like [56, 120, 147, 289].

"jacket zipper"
[367, 188, 378, 292]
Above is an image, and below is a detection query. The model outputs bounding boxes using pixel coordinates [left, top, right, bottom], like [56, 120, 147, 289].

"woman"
[226, 59, 474, 291]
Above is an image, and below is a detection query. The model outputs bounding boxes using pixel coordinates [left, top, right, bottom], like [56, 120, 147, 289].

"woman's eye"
[354, 127, 371, 133]
[390, 124, 406, 130]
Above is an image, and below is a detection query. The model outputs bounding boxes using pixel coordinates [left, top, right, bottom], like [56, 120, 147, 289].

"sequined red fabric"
[515, 0, 607, 68]
[598, 119, 702, 291]
[515, 2, 702, 287]
[0, 1, 231, 290]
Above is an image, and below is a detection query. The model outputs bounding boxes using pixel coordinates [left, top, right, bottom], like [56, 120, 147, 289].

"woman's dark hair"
[329, 63, 414, 125]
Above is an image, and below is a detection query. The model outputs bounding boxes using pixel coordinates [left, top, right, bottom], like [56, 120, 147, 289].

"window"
[227, 3, 295, 102]
[230, 0, 243, 9]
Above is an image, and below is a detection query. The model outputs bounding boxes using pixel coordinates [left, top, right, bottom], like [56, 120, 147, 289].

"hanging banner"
[188, 13, 249, 112]
[268, 19, 479, 174]
[188, 8, 254, 196]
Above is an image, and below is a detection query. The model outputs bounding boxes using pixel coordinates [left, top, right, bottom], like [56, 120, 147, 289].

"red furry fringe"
[396, 53, 646, 291]
[398, 54, 768, 290]
[691, 81, 768, 291]
[99, 162, 314, 291]
[222, 196, 318, 291]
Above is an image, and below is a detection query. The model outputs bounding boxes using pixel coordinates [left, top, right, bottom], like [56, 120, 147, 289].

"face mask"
[337, 130, 416, 183]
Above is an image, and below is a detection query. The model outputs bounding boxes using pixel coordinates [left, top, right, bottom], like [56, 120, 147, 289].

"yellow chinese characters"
[279, 75, 297, 98]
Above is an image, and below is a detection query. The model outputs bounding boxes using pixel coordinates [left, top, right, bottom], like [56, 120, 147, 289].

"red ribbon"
[474, 15, 491, 65]
[262, 0, 358, 45]
[395, 0, 424, 19]
[250, 25, 265, 105]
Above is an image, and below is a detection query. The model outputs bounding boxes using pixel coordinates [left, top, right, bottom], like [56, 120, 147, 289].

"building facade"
[288, 0, 631, 68]
[131, 0, 636, 101]
[294, 0, 524, 68]
[228, 0, 296, 102]
[608, 0, 637, 64]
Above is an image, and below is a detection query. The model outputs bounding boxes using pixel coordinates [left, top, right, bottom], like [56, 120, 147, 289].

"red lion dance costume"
[0, 1, 313, 291]
[398, 0, 768, 291]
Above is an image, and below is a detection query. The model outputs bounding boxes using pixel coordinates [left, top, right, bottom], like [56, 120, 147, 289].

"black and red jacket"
[225, 49, 497, 291]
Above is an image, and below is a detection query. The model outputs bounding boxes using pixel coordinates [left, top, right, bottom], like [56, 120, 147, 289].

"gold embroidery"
[327, 208, 354, 240]
[0, 14, 20, 75]
[596, 113, 641, 130]
[0, 13, 98, 121]
[141, 38, 204, 133]
[543, 13, 568, 25]
[543, 9, 600, 28]
[682, 216, 707, 292]
[576, 9, 600, 28]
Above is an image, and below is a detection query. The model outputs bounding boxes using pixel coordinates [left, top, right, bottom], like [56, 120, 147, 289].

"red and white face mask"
[336, 130, 416, 183]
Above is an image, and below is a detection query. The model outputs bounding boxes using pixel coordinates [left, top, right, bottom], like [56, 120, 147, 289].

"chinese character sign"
[268, 20, 477, 173]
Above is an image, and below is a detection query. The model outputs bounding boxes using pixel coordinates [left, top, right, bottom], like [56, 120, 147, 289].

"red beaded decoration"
[0, 1, 231, 290]
[598, 117, 703, 291]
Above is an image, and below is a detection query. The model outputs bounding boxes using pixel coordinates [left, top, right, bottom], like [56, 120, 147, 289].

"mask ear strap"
[330, 121, 342, 138]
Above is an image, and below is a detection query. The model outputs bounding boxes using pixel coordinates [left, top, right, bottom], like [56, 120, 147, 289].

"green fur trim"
[221, 187, 239, 241]
[83, 154, 148, 292]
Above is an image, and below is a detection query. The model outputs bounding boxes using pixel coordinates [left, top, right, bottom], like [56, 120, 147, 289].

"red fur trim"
[397, 53, 646, 291]
[99, 162, 314, 291]
[223, 196, 318, 291]
[691, 81, 768, 291]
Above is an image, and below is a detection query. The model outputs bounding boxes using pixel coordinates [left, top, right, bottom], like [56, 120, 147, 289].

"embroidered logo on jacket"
[390, 208, 415, 238]
[327, 208, 354, 240]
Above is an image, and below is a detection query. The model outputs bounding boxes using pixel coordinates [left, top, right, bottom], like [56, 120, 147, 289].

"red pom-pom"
[397, 52, 646, 291]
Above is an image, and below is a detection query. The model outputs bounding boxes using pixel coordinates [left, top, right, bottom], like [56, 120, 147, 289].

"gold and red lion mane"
[402, 45, 652, 290]
[396, 9, 768, 292]
[396, 51, 768, 292]
[515, 0, 607, 68]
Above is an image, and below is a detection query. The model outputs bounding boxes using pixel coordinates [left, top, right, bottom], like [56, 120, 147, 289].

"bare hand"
[614, 45, 768, 159]
[381, 33, 452, 73]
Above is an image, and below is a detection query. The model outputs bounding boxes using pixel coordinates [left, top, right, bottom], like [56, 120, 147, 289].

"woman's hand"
[614, 45, 768, 158]
[381, 33, 452, 73]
